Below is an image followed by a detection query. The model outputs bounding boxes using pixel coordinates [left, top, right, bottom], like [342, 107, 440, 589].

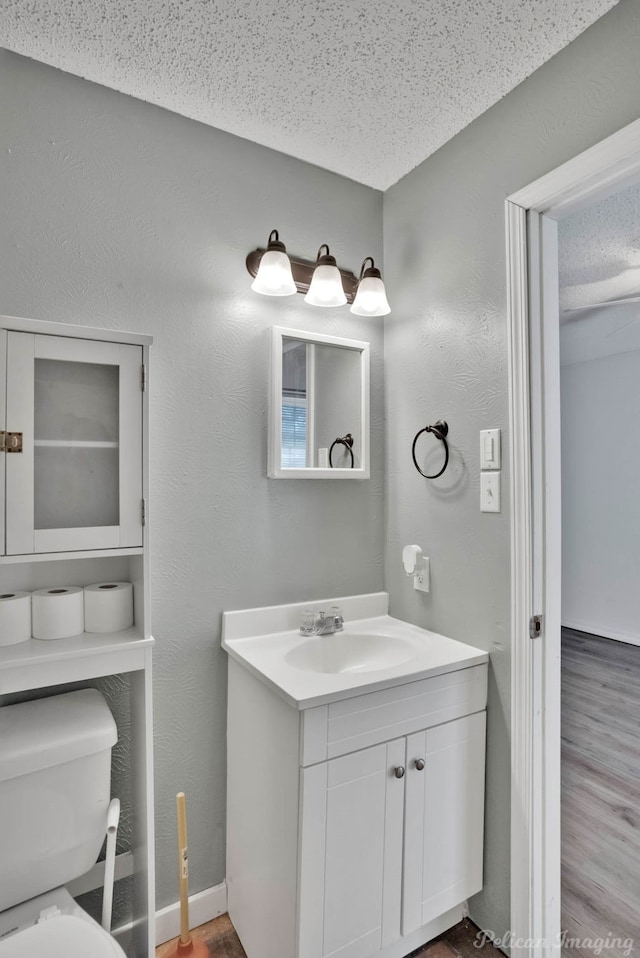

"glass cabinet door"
[5, 333, 143, 555]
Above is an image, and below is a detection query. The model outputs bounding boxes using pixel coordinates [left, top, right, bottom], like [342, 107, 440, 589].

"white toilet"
[0, 689, 127, 957]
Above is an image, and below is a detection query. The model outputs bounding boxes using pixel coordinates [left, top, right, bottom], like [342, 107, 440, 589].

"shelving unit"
[0, 314, 155, 958]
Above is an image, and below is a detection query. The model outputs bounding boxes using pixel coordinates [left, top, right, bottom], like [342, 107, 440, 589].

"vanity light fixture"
[304, 244, 348, 308]
[246, 231, 389, 310]
[250, 229, 297, 296]
[350, 257, 391, 317]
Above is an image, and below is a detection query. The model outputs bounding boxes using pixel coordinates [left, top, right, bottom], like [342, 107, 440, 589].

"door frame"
[506, 115, 640, 958]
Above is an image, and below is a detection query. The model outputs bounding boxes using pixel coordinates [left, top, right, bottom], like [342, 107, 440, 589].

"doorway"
[506, 118, 640, 958]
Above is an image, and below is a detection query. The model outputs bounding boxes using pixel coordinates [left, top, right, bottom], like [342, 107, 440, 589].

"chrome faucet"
[300, 606, 344, 636]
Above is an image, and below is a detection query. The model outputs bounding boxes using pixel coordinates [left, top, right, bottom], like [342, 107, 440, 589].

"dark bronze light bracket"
[246, 248, 359, 304]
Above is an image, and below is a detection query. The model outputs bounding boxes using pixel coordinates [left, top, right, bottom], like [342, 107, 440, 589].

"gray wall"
[382, 0, 640, 937]
[561, 345, 640, 645]
[314, 344, 363, 466]
[0, 49, 384, 911]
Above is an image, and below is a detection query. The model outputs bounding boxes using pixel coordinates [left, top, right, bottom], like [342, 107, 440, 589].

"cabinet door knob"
[414, 758, 425, 771]
[394, 766, 405, 779]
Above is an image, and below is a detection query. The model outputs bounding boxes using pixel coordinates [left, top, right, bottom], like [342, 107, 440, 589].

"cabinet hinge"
[141, 499, 146, 527]
[529, 614, 543, 639]
[0, 431, 23, 453]
[141, 364, 147, 392]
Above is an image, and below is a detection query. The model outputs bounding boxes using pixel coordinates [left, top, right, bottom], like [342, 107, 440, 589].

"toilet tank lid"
[0, 689, 117, 783]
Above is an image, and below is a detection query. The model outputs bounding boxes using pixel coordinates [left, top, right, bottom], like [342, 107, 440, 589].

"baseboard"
[562, 619, 640, 648]
[154, 881, 228, 946]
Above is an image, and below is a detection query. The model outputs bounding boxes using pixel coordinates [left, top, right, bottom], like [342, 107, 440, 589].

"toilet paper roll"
[31, 586, 84, 641]
[0, 592, 32, 647]
[84, 582, 134, 633]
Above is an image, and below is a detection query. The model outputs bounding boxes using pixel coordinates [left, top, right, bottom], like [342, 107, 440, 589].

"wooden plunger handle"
[177, 792, 190, 946]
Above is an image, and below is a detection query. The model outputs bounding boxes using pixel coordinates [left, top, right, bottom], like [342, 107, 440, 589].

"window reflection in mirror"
[282, 340, 309, 467]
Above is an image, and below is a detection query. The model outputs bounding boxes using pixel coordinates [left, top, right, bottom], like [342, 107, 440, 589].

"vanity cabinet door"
[298, 738, 406, 958]
[5, 332, 143, 555]
[402, 711, 486, 935]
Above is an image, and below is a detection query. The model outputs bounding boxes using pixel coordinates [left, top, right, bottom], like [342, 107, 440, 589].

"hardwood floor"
[562, 628, 640, 958]
[156, 916, 502, 958]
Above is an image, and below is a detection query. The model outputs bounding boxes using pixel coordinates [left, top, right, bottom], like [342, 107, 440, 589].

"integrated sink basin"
[221, 592, 489, 709]
[285, 632, 417, 674]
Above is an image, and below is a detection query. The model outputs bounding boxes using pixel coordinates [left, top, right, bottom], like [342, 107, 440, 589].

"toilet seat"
[0, 913, 126, 958]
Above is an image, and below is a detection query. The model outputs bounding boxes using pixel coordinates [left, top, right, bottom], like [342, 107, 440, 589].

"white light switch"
[480, 429, 501, 470]
[481, 472, 501, 512]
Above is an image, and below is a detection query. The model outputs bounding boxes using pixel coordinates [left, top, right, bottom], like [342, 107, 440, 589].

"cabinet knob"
[394, 766, 405, 779]
[414, 758, 425, 771]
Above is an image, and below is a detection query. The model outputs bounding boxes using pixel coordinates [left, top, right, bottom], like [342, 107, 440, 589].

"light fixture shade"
[250, 229, 297, 296]
[251, 248, 297, 296]
[350, 276, 391, 316]
[350, 257, 391, 316]
[304, 245, 347, 307]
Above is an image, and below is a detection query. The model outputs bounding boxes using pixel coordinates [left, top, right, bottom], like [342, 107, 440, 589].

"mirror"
[269, 327, 370, 479]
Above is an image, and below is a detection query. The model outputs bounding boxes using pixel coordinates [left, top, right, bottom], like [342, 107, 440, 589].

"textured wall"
[382, 0, 640, 937]
[0, 49, 384, 912]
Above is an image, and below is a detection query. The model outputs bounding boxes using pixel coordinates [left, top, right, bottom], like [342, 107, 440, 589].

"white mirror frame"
[268, 326, 370, 479]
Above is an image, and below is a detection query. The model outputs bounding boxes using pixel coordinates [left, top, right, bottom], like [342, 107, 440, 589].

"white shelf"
[34, 440, 120, 448]
[0, 547, 144, 564]
[0, 628, 154, 694]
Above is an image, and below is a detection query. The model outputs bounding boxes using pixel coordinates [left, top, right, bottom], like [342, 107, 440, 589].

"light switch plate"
[481, 472, 501, 512]
[480, 429, 501, 470]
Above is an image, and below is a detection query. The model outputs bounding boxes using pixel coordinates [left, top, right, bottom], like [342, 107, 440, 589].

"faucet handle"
[331, 605, 344, 631]
[300, 609, 317, 635]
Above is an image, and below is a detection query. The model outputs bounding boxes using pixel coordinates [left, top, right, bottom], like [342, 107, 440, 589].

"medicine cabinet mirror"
[268, 326, 370, 479]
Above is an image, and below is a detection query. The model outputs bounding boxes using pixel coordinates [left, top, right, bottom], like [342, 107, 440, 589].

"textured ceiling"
[1, 0, 619, 190]
[559, 179, 640, 310]
[559, 179, 640, 363]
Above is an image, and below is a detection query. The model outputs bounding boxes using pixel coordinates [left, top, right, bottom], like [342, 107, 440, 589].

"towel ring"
[411, 421, 449, 479]
[329, 433, 355, 468]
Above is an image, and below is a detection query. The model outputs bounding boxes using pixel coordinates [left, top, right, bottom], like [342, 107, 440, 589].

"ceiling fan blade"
[563, 294, 640, 314]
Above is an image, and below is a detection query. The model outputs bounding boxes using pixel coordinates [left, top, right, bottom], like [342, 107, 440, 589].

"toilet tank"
[0, 689, 117, 913]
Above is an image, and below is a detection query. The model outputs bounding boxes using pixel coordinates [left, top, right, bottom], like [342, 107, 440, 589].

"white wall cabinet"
[0, 315, 154, 958]
[227, 659, 487, 958]
[3, 330, 143, 556]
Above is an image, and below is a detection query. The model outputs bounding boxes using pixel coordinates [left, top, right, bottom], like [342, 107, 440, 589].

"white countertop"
[222, 593, 488, 709]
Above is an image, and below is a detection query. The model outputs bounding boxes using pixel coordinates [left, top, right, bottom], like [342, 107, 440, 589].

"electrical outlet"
[413, 557, 430, 592]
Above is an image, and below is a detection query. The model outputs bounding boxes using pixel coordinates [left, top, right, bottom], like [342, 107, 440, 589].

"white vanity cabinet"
[1, 327, 144, 556]
[226, 656, 487, 958]
[300, 712, 486, 958]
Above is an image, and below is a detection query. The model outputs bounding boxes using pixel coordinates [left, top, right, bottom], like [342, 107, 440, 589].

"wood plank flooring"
[562, 628, 640, 958]
[156, 916, 503, 958]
